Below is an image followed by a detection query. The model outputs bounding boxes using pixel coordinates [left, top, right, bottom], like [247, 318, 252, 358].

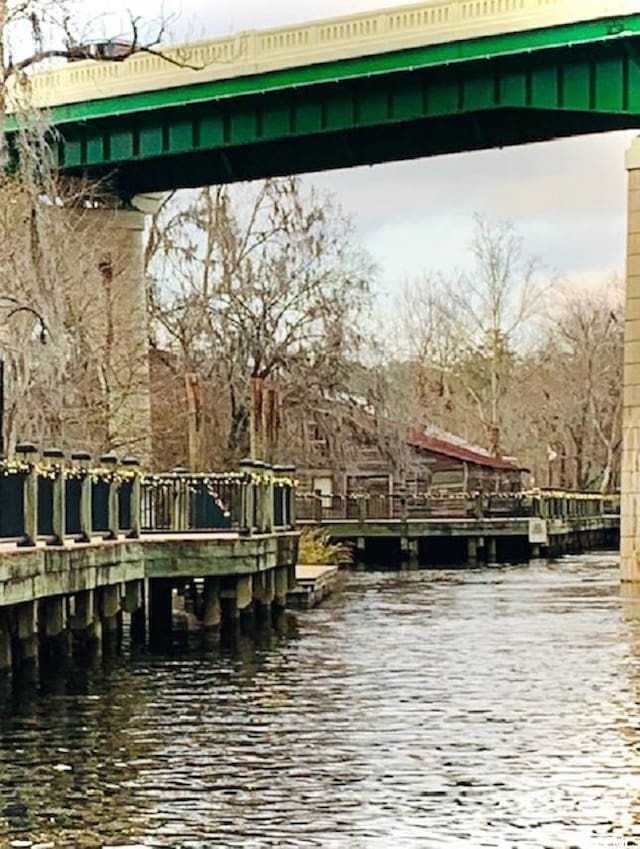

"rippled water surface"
[1, 554, 640, 848]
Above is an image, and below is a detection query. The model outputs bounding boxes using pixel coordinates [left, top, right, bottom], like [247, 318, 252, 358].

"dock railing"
[296, 490, 610, 523]
[0, 444, 296, 547]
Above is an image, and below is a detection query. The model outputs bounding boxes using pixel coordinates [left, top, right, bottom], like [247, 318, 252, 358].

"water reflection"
[0, 555, 639, 848]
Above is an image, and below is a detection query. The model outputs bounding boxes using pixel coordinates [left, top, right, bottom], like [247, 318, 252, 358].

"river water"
[0, 553, 639, 849]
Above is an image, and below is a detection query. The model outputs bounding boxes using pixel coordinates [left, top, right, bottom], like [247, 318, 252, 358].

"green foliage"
[298, 527, 350, 566]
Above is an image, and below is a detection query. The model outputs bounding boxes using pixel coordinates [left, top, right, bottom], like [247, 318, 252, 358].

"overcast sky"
[85, 0, 637, 298]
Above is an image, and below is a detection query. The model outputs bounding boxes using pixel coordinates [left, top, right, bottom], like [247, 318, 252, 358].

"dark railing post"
[171, 466, 189, 532]
[100, 453, 119, 540]
[357, 495, 367, 524]
[122, 457, 141, 539]
[71, 451, 92, 542]
[239, 459, 255, 535]
[253, 461, 266, 533]
[264, 464, 274, 533]
[16, 442, 38, 547]
[281, 465, 296, 528]
[43, 448, 65, 545]
[273, 464, 284, 528]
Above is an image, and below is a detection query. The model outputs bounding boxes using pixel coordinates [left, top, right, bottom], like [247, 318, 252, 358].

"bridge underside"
[46, 23, 640, 196]
[69, 108, 638, 195]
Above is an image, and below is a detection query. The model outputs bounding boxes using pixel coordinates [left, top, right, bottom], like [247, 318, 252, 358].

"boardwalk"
[0, 451, 298, 674]
[298, 491, 620, 562]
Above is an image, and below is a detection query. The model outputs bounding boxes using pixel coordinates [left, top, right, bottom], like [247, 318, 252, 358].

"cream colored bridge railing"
[20, 0, 640, 110]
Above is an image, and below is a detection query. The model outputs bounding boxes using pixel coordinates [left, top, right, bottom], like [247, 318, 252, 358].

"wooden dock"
[297, 492, 620, 563]
[287, 564, 340, 609]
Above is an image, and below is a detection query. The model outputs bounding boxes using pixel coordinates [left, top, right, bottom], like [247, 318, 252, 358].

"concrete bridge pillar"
[622, 137, 640, 580]
[73, 203, 154, 464]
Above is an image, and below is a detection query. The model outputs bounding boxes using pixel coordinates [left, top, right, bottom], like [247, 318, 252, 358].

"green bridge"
[11, 0, 640, 194]
[6, 0, 640, 580]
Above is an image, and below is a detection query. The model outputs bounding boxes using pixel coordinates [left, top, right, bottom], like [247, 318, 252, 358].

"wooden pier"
[297, 492, 620, 563]
[0, 448, 299, 673]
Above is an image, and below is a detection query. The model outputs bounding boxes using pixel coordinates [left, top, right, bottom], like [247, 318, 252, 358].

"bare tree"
[146, 179, 375, 467]
[537, 279, 623, 491]
[394, 215, 549, 456]
[0, 0, 216, 161]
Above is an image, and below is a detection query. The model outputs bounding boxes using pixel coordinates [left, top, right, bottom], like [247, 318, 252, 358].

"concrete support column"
[622, 137, 640, 580]
[487, 538, 497, 562]
[121, 579, 145, 643]
[467, 537, 478, 564]
[79, 206, 153, 464]
[273, 565, 289, 608]
[42, 596, 66, 637]
[100, 584, 122, 633]
[401, 537, 419, 569]
[220, 575, 253, 623]
[70, 589, 94, 633]
[15, 601, 38, 664]
[40, 595, 71, 658]
[203, 577, 221, 630]
[122, 579, 143, 614]
[70, 589, 102, 653]
[0, 609, 12, 671]
[253, 570, 275, 621]
[149, 578, 173, 647]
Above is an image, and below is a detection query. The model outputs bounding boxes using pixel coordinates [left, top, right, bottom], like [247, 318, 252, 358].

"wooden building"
[299, 425, 525, 499]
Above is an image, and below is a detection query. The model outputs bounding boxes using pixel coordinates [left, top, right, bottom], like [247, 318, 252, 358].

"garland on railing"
[142, 471, 245, 485]
[0, 459, 32, 476]
[0, 460, 298, 488]
[0, 459, 142, 484]
[296, 488, 608, 501]
[204, 482, 232, 518]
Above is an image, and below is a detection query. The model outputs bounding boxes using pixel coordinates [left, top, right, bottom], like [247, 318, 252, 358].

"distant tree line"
[146, 185, 623, 492]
